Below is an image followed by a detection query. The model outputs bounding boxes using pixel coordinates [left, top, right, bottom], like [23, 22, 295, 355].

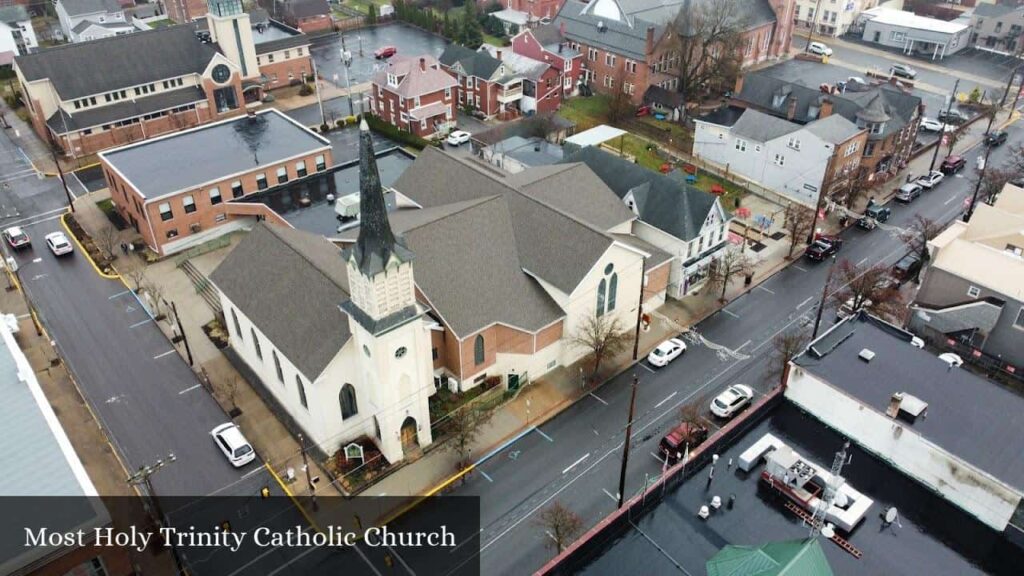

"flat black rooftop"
[697, 105, 746, 128]
[101, 109, 330, 199]
[794, 313, 1024, 492]
[579, 403, 1024, 575]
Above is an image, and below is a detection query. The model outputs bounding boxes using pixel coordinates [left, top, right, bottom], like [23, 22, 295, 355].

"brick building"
[551, 0, 795, 105]
[370, 55, 458, 138]
[100, 108, 332, 255]
[511, 24, 583, 98]
[480, 44, 564, 114]
[281, 0, 333, 34]
[14, 0, 311, 157]
[166, 0, 209, 22]
[439, 44, 524, 119]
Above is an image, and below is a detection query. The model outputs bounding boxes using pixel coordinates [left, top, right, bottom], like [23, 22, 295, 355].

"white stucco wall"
[784, 365, 1022, 531]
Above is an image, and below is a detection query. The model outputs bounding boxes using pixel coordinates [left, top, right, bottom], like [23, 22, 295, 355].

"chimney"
[786, 97, 797, 120]
[820, 97, 833, 118]
[558, 42, 563, 54]
[734, 75, 744, 96]
[646, 25, 655, 55]
[886, 392, 904, 418]
[496, 50, 503, 61]
[419, 57, 426, 71]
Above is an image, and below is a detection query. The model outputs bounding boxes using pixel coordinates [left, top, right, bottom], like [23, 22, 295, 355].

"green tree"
[461, 14, 483, 48]
[443, 12, 456, 39]
[367, 2, 378, 25]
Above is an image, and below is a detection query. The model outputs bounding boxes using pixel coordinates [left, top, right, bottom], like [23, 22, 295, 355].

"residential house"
[166, 0, 209, 22]
[100, 108, 332, 255]
[909, 182, 1024, 373]
[480, 43, 563, 114]
[694, 106, 867, 208]
[56, 0, 135, 43]
[561, 146, 730, 299]
[971, 2, 1024, 52]
[14, 0, 312, 156]
[551, 0, 795, 104]
[510, 23, 582, 98]
[482, 134, 564, 173]
[499, 0, 565, 26]
[856, 7, 972, 59]
[281, 0, 332, 34]
[370, 54, 458, 138]
[439, 44, 523, 119]
[731, 70, 923, 186]
[0, 5, 35, 64]
[794, 0, 879, 37]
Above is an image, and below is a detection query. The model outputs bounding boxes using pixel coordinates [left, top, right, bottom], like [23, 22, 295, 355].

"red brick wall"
[63, 106, 214, 157]
[575, 41, 650, 105]
[441, 64, 502, 117]
[371, 82, 454, 138]
[258, 56, 314, 90]
[166, 0, 208, 23]
[533, 66, 564, 114]
[535, 320, 563, 351]
[506, 0, 564, 20]
[296, 14, 334, 34]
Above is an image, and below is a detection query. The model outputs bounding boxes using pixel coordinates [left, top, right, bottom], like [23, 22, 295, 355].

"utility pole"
[966, 101, 1001, 221]
[928, 78, 960, 174]
[631, 257, 647, 361]
[310, 58, 327, 128]
[170, 300, 193, 366]
[341, 48, 355, 117]
[298, 433, 318, 511]
[805, 0, 825, 52]
[617, 373, 639, 509]
[49, 141, 75, 212]
[128, 454, 182, 571]
[811, 255, 838, 339]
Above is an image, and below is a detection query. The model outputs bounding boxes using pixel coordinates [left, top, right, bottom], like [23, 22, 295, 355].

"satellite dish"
[885, 507, 898, 524]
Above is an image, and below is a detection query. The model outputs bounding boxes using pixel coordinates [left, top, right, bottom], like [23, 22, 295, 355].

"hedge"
[363, 114, 435, 150]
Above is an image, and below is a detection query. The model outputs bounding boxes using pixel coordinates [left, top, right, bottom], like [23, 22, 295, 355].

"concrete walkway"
[1, 100, 57, 174]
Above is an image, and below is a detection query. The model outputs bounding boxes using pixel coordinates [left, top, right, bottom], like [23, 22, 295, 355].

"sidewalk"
[1, 100, 57, 174]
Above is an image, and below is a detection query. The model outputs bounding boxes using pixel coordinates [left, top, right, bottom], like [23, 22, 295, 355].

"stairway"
[180, 259, 222, 315]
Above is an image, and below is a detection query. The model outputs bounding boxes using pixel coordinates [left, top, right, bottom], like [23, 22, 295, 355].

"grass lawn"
[692, 171, 745, 211]
[602, 134, 663, 172]
[637, 116, 691, 145]
[340, 0, 386, 15]
[147, 19, 173, 28]
[483, 32, 508, 47]
[558, 95, 611, 130]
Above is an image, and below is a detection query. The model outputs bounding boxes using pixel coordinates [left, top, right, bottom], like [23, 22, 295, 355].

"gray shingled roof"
[973, 3, 1021, 18]
[47, 86, 206, 133]
[15, 25, 217, 100]
[729, 108, 801, 142]
[71, 19, 133, 34]
[439, 44, 503, 79]
[561, 146, 720, 242]
[507, 163, 635, 230]
[210, 223, 353, 380]
[59, 0, 122, 17]
[804, 113, 863, 144]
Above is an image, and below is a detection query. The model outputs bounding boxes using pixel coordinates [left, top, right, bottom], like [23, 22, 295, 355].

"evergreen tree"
[367, 2, 378, 25]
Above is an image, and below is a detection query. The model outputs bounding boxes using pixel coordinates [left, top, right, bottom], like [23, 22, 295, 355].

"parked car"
[890, 63, 917, 79]
[44, 232, 73, 256]
[647, 338, 687, 367]
[659, 421, 709, 463]
[847, 76, 869, 85]
[915, 170, 944, 189]
[808, 42, 833, 56]
[937, 109, 967, 124]
[919, 118, 955, 132]
[710, 384, 754, 419]
[2, 226, 30, 250]
[940, 155, 966, 174]
[895, 183, 923, 203]
[446, 130, 471, 146]
[938, 352, 964, 368]
[374, 45, 397, 59]
[985, 130, 1008, 147]
[891, 252, 923, 284]
[805, 236, 843, 261]
[211, 423, 256, 467]
[857, 205, 891, 230]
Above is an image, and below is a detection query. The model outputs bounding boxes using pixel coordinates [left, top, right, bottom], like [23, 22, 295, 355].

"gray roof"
[697, 105, 745, 127]
[47, 86, 206, 133]
[506, 162, 635, 229]
[210, 223, 353, 379]
[59, 0, 122, 17]
[15, 25, 217, 100]
[71, 19, 135, 34]
[973, 3, 1021, 18]
[804, 113, 864, 144]
[0, 5, 29, 23]
[795, 312, 1024, 492]
[561, 146, 719, 242]
[286, 0, 330, 19]
[729, 108, 802, 142]
[492, 135, 564, 166]
[439, 44, 503, 79]
[100, 109, 330, 198]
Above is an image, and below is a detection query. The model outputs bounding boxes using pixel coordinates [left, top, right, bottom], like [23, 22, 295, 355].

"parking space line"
[793, 265, 809, 272]
[798, 296, 815, 309]
[602, 488, 618, 503]
[736, 340, 752, 352]
[240, 465, 266, 480]
[177, 384, 201, 395]
[534, 428, 554, 442]
[654, 391, 677, 408]
[856, 257, 869, 266]
[589, 392, 609, 406]
[129, 319, 152, 328]
[108, 289, 132, 300]
[479, 470, 494, 483]
[944, 195, 957, 205]
[639, 362, 656, 373]
[562, 452, 590, 475]
[755, 285, 775, 295]
[153, 350, 176, 359]
[722, 308, 740, 319]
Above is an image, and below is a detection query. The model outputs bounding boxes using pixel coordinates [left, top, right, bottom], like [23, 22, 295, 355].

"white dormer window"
[772, 94, 785, 108]
[387, 73, 398, 87]
[869, 122, 885, 135]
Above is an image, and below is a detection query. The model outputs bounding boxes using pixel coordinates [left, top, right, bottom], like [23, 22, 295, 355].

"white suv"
[211, 423, 256, 467]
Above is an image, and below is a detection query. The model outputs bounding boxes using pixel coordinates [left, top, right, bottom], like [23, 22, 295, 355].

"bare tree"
[671, 0, 745, 105]
[535, 501, 584, 554]
[444, 404, 493, 471]
[783, 203, 816, 258]
[569, 314, 631, 383]
[767, 328, 810, 388]
[143, 280, 165, 318]
[94, 225, 119, 261]
[828, 259, 904, 322]
[900, 215, 942, 283]
[971, 166, 1014, 206]
[945, 125, 967, 157]
[122, 261, 147, 292]
[605, 69, 633, 125]
[679, 402, 703, 428]
[706, 248, 754, 302]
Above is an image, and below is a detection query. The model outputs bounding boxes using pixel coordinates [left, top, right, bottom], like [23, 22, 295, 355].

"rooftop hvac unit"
[858, 348, 875, 362]
[335, 193, 360, 219]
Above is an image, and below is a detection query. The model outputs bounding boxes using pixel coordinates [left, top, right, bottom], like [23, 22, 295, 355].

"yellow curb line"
[60, 211, 121, 280]
[266, 464, 326, 534]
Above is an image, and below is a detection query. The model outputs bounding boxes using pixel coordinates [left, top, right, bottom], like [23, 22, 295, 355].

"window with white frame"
[734, 138, 747, 152]
[158, 202, 173, 221]
[625, 60, 636, 73]
[315, 155, 326, 171]
[605, 53, 616, 66]
[845, 141, 859, 157]
[788, 137, 801, 150]
[588, 47, 598, 61]
[296, 160, 308, 177]
[967, 285, 981, 298]
[277, 166, 288, 184]
[256, 173, 267, 190]
[209, 187, 222, 205]
[774, 153, 785, 166]
[182, 195, 196, 214]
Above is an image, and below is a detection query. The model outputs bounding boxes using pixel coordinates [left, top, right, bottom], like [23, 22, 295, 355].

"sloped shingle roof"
[370, 55, 457, 98]
[59, 0, 122, 17]
[729, 108, 801, 142]
[439, 44, 503, 79]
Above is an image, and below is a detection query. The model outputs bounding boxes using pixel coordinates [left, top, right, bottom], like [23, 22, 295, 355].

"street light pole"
[805, 0, 825, 52]
[928, 78, 961, 174]
[127, 454, 182, 570]
[298, 433, 319, 511]
[310, 57, 326, 128]
[631, 257, 647, 361]
[811, 255, 838, 339]
[617, 372, 639, 509]
[341, 49, 355, 117]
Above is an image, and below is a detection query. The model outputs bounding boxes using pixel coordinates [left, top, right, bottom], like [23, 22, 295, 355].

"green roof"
[706, 538, 834, 576]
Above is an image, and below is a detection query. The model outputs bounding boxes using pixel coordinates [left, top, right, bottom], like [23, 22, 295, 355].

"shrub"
[344, 115, 358, 125]
[319, 123, 329, 133]
[363, 114, 430, 150]
[298, 83, 313, 96]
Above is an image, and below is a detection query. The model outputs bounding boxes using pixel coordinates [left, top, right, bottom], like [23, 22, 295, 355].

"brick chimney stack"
[786, 97, 797, 120]
[497, 50, 503, 61]
[820, 97, 833, 118]
[646, 26, 655, 55]
[734, 75, 744, 96]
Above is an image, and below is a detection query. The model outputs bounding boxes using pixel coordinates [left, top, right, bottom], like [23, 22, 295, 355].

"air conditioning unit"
[858, 348, 875, 362]
[447, 376, 459, 393]
[190, 222, 202, 233]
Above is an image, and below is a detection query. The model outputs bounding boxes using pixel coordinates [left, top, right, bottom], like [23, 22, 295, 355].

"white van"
[211, 423, 256, 467]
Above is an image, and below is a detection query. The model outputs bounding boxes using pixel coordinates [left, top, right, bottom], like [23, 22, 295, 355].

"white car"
[446, 130, 471, 146]
[915, 170, 944, 189]
[710, 384, 754, 419]
[647, 338, 687, 367]
[211, 423, 256, 467]
[919, 118, 956, 133]
[44, 232, 74, 256]
[808, 41, 833, 56]
[938, 353, 963, 368]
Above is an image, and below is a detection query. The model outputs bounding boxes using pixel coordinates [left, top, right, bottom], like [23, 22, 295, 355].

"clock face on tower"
[211, 64, 231, 84]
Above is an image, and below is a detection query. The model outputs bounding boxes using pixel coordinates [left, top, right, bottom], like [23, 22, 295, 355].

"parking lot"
[311, 23, 450, 89]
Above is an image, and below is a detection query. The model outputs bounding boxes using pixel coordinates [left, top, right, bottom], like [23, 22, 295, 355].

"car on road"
[937, 109, 968, 124]
[938, 352, 964, 368]
[373, 45, 397, 59]
[915, 170, 944, 189]
[710, 384, 754, 419]
[805, 236, 843, 261]
[647, 338, 687, 367]
[889, 63, 917, 79]
[919, 118, 955, 132]
[659, 421, 709, 463]
[895, 182, 923, 202]
[211, 423, 256, 467]
[857, 205, 891, 230]
[446, 130, 472, 146]
[891, 252, 923, 284]
[808, 42, 833, 56]
[2, 226, 31, 250]
[985, 130, 1008, 147]
[940, 155, 966, 174]
[44, 232, 73, 256]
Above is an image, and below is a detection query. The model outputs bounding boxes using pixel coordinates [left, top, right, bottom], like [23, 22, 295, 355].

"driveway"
[310, 23, 450, 89]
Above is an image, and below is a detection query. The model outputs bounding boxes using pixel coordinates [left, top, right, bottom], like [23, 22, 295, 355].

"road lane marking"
[639, 362, 656, 373]
[479, 470, 494, 483]
[793, 265, 808, 272]
[654, 391, 677, 408]
[562, 453, 590, 475]
[0, 207, 65, 228]
[755, 285, 775, 295]
[602, 488, 618, 503]
[108, 289, 132, 300]
[589, 392, 609, 405]
[736, 340, 752, 352]
[722, 308, 740, 319]
[129, 319, 152, 328]
[240, 466, 266, 479]
[16, 313, 30, 319]
[944, 195, 957, 205]
[857, 257, 869, 266]
[31, 258, 41, 263]
[10, 212, 66, 229]
[798, 296, 814, 309]
[153, 350, 176, 359]
[177, 384, 201, 395]
[534, 428, 554, 442]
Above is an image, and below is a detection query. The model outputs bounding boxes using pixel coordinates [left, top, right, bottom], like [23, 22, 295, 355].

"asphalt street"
[459, 120, 1024, 575]
[310, 23, 449, 89]
[0, 126, 70, 231]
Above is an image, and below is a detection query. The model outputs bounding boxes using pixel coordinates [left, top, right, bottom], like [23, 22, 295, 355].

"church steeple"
[349, 119, 414, 276]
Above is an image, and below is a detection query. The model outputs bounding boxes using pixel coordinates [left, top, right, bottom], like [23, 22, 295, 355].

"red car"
[659, 421, 709, 463]
[374, 46, 397, 59]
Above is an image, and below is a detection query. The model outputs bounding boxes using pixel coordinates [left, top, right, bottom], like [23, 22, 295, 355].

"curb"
[60, 212, 121, 281]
